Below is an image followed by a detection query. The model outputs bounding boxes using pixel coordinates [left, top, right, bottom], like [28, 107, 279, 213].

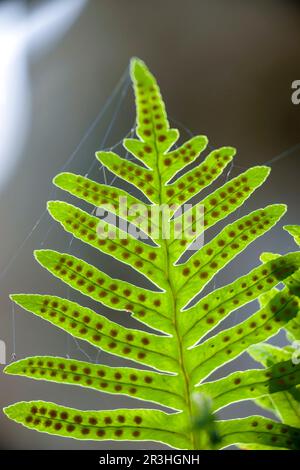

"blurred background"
[0, 0, 299, 450]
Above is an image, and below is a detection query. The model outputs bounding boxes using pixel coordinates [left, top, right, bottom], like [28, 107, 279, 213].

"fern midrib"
[148, 115, 197, 450]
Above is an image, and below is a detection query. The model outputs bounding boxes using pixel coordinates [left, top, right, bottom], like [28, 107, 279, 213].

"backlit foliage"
[244, 225, 300, 448]
[4, 59, 300, 450]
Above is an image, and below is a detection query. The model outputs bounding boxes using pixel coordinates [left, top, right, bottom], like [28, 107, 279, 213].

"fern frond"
[245, 226, 300, 432]
[5, 58, 300, 450]
[187, 289, 299, 385]
[34, 249, 173, 333]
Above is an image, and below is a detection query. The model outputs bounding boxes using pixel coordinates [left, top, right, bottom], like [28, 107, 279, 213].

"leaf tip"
[130, 57, 153, 84]
[47, 200, 65, 220]
[3, 402, 21, 422]
[9, 293, 25, 306]
[33, 249, 54, 267]
[52, 173, 64, 187]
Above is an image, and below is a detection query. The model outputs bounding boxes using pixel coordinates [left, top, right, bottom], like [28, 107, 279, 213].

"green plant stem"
[151, 129, 200, 450]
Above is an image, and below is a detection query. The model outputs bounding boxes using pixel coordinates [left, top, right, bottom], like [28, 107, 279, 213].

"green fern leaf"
[4, 401, 189, 449]
[218, 416, 300, 450]
[197, 358, 300, 412]
[284, 225, 300, 246]
[249, 344, 300, 427]
[5, 58, 300, 450]
[11, 294, 177, 373]
[53, 172, 152, 235]
[170, 165, 270, 259]
[4, 356, 184, 410]
[47, 200, 165, 287]
[180, 252, 300, 348]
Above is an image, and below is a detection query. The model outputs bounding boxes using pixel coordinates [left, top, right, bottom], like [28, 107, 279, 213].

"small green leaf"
[11, 294, 178, 372]
[248, 343, 300, 427]
[175, 204, 287, 308]
[170, 166, 270, 261]
[163, 147, 235, 209]
[47, 201, 166, 287]
[4, 356, 184, 410]
[187, 289, 299, 384]
[197, 359, 300, 412]
[130, 58, 179, 161]
[4, 400, 190, 449]
[53, 172, 152, 236]
[218, 416, 300, 450]
[96, 151, 159, 203]
[284, 225, 300, 246]
[34, 249, 174, 334]
[180, 252, 300, 348]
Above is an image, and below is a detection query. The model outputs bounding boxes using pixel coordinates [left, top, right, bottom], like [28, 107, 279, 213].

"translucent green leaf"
[47, 201, 166, 287]
[180, 252, 300, 348]
[170, 166, 270, 261]
[175, 204, 287, 308]
[130, 58, 179, 163]
[284, 225, 300, 246]
[4, 400, 190, 449]
[53, 172, 153, 236]
[218, 416, 300, 450]
[130, 135, 208, 183]
[6, 57, 297, 450]
[197, 359, 300, 412]
[259, 251, 300, 339]
[163, 147, 235, 209]
[254, 395, 278, 417]
[259, 252, 300, 294]
[249, 343, 292, 367]
[11, 294, 178, 372]
[187, 289, 299, 384]
[34, 249, 174, 334]
[248, 343, 300, 427]
[96, 151, 159, 203]
[4, 356, 184, 410]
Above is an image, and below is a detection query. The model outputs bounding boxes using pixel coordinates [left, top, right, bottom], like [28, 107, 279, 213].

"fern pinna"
[242, 225, 300, 449]
[4, 59, 300, 450]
